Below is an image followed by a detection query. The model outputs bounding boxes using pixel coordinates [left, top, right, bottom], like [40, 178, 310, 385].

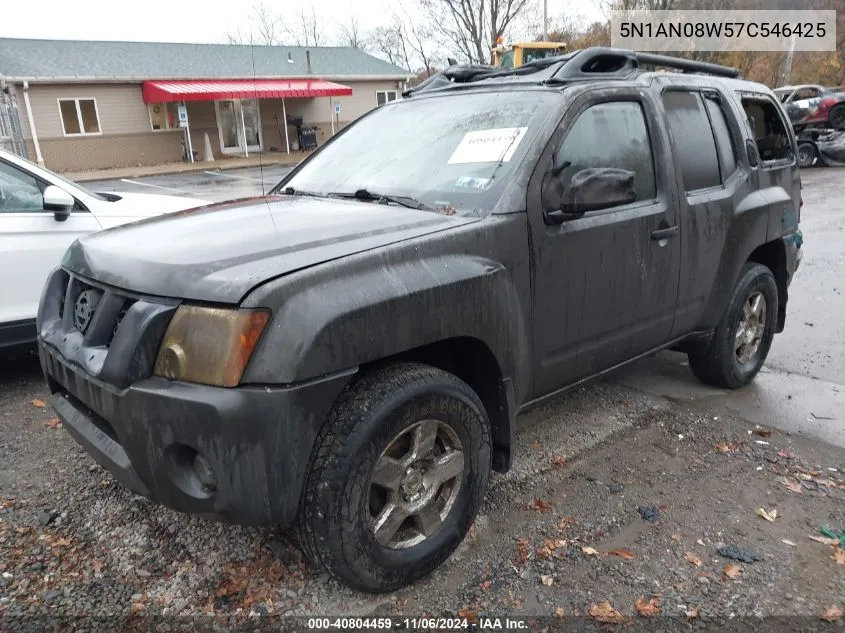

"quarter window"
[0, 161, 44, 213]
[58, 98, 101, 135]
[376, 90, 397, 106]
[663, 90, 721, 192]
[554, 101, 657, 205]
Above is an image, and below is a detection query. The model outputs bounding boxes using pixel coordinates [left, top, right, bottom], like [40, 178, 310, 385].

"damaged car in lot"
[773, 83, 845, 131]
[36, 48, 802, 593]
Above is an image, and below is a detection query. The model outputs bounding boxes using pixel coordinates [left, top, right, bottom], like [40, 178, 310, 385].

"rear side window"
[555, 100, 656, 203]
[662, 90, 720, 192]
[740, 95, 793, 164]
[703, 94, 738, 179]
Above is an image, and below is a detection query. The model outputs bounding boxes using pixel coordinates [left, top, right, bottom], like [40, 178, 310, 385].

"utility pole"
[780, 34, 796, 87]
[543, 0, 548, 40]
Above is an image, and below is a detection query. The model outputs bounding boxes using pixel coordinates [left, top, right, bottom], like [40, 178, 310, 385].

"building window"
[58, 98, 101, 136]
[376, 90, 397, 106]
[148, 102, 179, 130]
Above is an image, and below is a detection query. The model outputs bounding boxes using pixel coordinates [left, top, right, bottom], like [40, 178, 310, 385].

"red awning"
[141, 79, 353, 103]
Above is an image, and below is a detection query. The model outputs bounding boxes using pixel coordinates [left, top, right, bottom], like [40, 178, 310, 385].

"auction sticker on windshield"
[448, 127, 528, 164]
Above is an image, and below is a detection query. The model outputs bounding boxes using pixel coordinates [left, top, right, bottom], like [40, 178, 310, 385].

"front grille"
[39, 268, 179, 389]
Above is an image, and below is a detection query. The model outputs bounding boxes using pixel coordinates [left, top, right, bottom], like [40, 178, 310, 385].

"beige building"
[0, 38, 413, 172]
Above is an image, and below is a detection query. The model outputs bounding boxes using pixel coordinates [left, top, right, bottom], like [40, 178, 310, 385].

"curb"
[64, 156, 304, 183]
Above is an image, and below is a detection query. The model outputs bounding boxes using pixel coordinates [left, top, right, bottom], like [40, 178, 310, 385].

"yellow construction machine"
[491, 37, 567, 68]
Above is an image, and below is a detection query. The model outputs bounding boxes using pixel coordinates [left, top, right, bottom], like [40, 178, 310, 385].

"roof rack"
[549, 48, 739, 82]
[402, 47, 739, 97]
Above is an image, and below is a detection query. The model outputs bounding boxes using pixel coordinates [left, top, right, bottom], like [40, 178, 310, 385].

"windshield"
[275, 91, 554, 214]
[523, 48, 564, 64]
[4, 150, 107, 202]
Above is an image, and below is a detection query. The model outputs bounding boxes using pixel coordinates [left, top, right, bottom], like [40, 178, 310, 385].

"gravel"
[1, 354, 844, 629]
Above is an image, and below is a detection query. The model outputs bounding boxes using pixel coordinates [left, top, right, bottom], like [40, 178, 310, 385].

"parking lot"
[1, 166, 843, 626]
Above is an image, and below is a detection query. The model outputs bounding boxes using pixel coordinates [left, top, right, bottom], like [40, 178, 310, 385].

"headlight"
[153, 306, 270, 387]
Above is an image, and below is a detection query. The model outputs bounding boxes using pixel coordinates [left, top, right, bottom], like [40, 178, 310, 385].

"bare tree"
[371, 18, 414, 70]
[419, 0, 537, 64]
[339, 16, 369, 51]
[225, 2, 283, 46]
[284, 8, 325, 46]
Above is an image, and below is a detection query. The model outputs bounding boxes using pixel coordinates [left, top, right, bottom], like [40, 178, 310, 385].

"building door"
[215, 99, 262, 154]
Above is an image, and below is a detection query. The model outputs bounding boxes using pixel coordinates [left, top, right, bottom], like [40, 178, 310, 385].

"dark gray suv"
[37, 48, 803, 593]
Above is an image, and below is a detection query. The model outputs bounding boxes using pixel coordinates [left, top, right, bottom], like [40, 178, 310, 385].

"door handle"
[651, 226, 679, 241]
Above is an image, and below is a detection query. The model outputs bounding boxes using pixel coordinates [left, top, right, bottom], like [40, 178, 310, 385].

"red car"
[774, 84, 845, 131]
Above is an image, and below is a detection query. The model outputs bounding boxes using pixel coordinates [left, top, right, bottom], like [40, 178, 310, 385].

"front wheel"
[829, 104, 845, 130]
[688, 263, 778, 389]
[296, 363, 491, 593]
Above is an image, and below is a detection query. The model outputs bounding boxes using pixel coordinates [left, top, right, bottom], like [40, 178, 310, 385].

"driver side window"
[552, 101, 657, 210]
[0, 161, 44, 213]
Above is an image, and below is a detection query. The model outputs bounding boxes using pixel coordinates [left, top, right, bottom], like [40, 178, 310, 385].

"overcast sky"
[1, 0, 604, 44]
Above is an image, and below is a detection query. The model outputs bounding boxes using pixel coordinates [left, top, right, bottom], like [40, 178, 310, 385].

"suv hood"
[63, 195, 479, 303]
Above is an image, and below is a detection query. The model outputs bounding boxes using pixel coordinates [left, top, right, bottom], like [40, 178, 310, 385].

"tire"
[797, 141, 817, 169]
[688, 263, 778, 389]
[829, 104, 845, 131]
[295, 362, 491, 593]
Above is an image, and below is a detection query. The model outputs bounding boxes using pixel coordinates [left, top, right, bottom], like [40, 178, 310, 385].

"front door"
[215, 99, 263, 155]
[527, 89, 682, 397]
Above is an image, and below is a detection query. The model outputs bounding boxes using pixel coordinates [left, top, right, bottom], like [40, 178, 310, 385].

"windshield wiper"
[279, 186, 327, 198]
[330, 188, 433, 211]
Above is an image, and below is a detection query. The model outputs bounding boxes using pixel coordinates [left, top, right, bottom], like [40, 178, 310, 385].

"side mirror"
[745, 139, 760, 167]
[546, 167, 637, 225]
[43, 185, 74, 221]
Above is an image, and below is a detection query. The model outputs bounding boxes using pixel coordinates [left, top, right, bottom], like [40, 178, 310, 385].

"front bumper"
[40, 342, 353, 526]
[36, 268, 353, 527]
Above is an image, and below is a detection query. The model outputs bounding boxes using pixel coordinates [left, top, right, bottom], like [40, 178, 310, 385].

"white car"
[0, 148, 207, 349]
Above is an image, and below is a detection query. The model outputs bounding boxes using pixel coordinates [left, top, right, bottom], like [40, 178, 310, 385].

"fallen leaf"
[0, 499, 14, 510]
[540, 575, 554, 586]
[516, 537, 531, 564]
[756, 508, 777, 522]
[685, 605, 701, 619]
[479, 580, 492, 590]
[753, 428, 773, 437]
[634, 596, 662, 617]
[782, 539, 797, 547]
[723, 563, 742, 580]
[809, 535, 840, 546]
[457, 608, 477, 624]
[44, 417, 62, 429]
[608, 549, 635, 561]
[92, 559, 105, 573]
[557, 517, 575, 531]
[589, 600, 625, 624]
[31, 399, 46, 408]
[555, 607, 565, 619]
[14, 526, 32, 534]
[778, 449, 794, 458]
[527, 498, 551, 513]
[552, 454, 567, 468]
[822, 606, 843, 622]
[529, 441, 543, 453]
[782, 480, 803, 494]
[715, 441, 740, 453]
[581, 546, 599, 556]
[51, 537, 71, 547]
[832, 548, 845, 565]
[671, 533, 682, 542]
[685, 552, 703, 567]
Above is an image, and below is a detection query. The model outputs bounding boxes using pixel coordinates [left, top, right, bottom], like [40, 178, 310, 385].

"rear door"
[0, 158, 101, 330]
[659, 88, 752, 337]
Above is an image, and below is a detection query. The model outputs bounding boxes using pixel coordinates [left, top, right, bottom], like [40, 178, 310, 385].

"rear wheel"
[296, 363, 491, 593]
[688, 263, 778, 389]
